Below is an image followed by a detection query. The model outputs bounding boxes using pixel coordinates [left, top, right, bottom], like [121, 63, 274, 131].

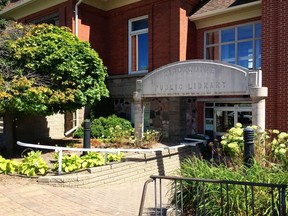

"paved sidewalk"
[0, 179, 170, 216]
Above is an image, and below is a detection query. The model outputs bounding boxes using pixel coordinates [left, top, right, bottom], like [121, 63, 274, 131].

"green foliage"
[81, 152, 105, 168]
[220, 123, 259, 160]
[0, 22, 109, 116]
[73, 126, 84, 138]
[91, 115, 133, 139]
[220, 124, 288, 170]
[54, 153, 83, 173]
[74, 116, 163, 147]
[18, 151, 49, 176]
[172, 125, 288, 214]
[172, 157, 288, 215]
[107, 152, 124, 162]
[263, 129, 288, 171]
[220, 123, 245, 158]
[0, 149, 124, 176]
[141, 129, 162, 146]
[0, 155, 18, 174]
[74, 115, 134, 143]
[54, 151, 124, 173]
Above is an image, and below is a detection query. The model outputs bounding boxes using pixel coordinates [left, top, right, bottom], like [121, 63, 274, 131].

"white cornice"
[189, 1, 261, 29]
[0, 0, 35, 15]
[0, 0, 66, 20]
[0, 0, 142, 20]
[85, 0, 141, 11]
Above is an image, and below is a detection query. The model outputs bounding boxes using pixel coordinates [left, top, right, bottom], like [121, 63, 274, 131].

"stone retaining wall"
[38, 146, 199, 188]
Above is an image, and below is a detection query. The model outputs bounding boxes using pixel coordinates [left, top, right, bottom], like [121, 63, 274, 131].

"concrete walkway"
[0, 178, 171, 216]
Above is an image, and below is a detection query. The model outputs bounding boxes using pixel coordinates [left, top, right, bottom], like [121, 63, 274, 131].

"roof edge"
[189, 1, 261, 21]
[0, 0, 38, 16]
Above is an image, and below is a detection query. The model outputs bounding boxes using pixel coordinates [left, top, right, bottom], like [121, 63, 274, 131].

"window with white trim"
[128, 16, 148, 74]
[205, 22, 261, 69]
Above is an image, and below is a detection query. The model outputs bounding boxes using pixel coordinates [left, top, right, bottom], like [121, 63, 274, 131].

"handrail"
[17, 138, 205, 175]
[150, 175, 288, 188]
[139, 175, 287, 216]
[138, 178, 154, 216]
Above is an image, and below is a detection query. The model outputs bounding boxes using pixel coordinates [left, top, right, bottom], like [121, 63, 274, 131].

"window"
[30, 13, 60, 26]
[205, 22, 261, 69]
[128, 16, 148, 74]
[204, 103, 252, 140]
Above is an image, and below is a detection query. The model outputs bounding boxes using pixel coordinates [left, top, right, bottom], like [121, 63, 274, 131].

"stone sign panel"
[139, 60, 251, 97]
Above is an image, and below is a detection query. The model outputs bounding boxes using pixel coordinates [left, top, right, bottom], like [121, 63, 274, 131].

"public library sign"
[137, 60, 255, 97]
[133, 60, 267, 138]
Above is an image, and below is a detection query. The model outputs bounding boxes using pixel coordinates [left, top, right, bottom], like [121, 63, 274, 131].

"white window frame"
[204, 21, 261, 70]
[128, 15, 149, 74]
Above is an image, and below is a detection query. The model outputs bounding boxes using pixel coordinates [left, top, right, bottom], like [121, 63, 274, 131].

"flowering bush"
[264, 129, 288, 170]
[140, 129, 162, 148]
[220, 123, 244, 157]
[219, 123, 288, 170]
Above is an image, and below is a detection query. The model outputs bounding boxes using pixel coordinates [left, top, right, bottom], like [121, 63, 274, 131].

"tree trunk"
[3, 113, 16, 155]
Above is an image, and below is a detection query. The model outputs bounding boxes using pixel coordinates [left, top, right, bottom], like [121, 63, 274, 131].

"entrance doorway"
[205, 103, 252, 140]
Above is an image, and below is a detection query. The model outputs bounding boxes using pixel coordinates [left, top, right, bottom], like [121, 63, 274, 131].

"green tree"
[0, 22, 109, 151]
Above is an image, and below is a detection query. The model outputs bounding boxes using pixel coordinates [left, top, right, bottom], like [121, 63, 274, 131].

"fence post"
[244, 127, 254, 167]
[83, 119, 91, 155]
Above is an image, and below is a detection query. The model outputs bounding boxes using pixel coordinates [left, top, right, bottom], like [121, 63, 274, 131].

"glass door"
[215, 108, 235, 138]
[205, 103, 252, 140]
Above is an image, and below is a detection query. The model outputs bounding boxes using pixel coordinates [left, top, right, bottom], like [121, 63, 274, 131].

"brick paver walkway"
[0, 179, 170, 216]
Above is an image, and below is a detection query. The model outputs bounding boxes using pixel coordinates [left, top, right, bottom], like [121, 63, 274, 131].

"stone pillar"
[168, 97, 186, 141]
[250, 87, 268, 131]
[133, 80, 144, 140]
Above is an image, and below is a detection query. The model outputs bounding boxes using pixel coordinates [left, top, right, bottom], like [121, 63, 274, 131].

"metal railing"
[139, 175, 287, 216]
[17, 139, 204, 175]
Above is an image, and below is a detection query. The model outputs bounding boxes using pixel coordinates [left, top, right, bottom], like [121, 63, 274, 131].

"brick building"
[0, 0, 286, 142]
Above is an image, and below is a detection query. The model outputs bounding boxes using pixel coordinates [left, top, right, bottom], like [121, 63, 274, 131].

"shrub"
[73, 115, 134, 144]
[18, 151, 49, 176]
[81, 152, 105, 168]
[219, 124, 288, 170]
[73, 126, 84, 138]
[91, 115, 133, 139]
[263, 129, 288, 171]
[107, 152, 124, 162]
[219, 123, 267, 165]
[141, 129, 162, 147]
[220, 123, 245, 158]
[0, 156, 18, 174]
[172, 157, 288, 215]
[54, 153, 84, 173]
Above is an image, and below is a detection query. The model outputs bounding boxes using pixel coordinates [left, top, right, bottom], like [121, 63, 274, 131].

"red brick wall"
[77, 4, 108, 66]
[105, 0, 193, 75]
[262, 0, 288, 131]
[18, 0, 194, 76]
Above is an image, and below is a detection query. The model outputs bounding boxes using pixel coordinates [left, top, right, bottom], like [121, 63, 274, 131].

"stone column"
[133, 80, 144, 140]
[168, 97, 186, 141]
[250, 87, 268, 131]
